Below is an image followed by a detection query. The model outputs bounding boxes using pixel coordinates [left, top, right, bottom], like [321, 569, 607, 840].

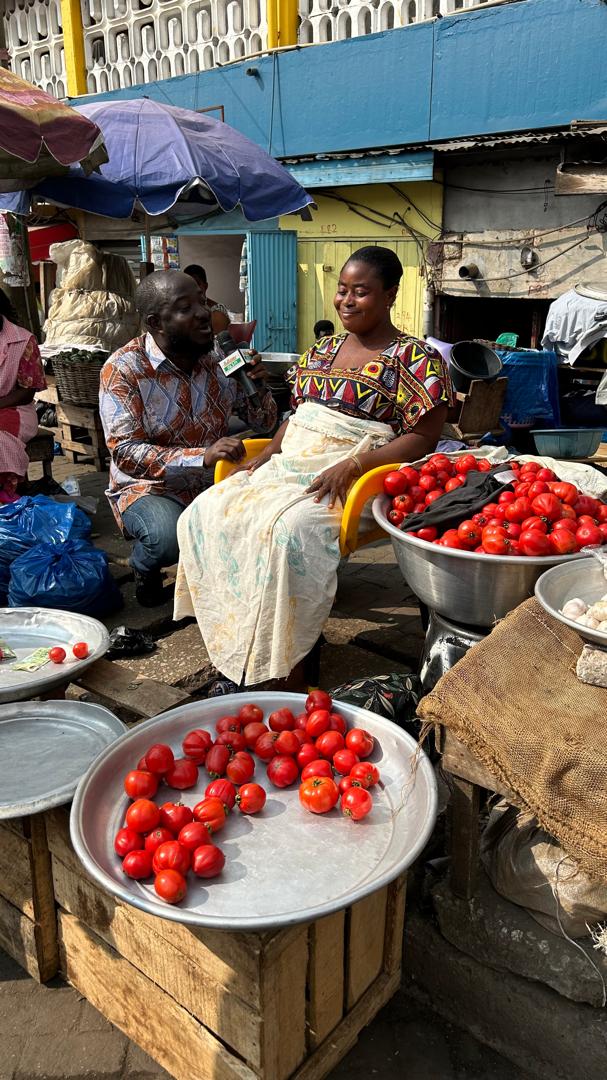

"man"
[99, 270, 276, 607]
[313, 318, 335, 341]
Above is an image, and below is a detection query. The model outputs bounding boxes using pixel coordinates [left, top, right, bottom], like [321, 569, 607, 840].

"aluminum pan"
[0, 608, 110, 703]
[71, 692, 437, 930]
[0, 700, 126, 819]
[535, 556, 607, 648]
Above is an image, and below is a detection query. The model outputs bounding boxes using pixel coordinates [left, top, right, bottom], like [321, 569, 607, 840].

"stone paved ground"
[1, 462, 531, 1079]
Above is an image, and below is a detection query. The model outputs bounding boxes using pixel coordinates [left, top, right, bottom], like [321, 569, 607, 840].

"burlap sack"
[44, 288, 139, 351]
[418, 598, 607, 881]
[481, 800, 607, 938]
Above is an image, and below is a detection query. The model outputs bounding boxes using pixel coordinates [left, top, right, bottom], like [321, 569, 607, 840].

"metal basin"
[261, 352, 299, 376]
[372, 494, 584, 627]
[535, 556, 607, 648]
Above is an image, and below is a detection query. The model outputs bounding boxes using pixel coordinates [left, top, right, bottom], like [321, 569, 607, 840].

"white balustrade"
[2, 0, 512, 98]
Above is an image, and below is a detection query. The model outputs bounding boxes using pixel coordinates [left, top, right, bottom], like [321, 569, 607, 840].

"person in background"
[99, 271, 276, 607]
[174, 246, 453, 689]
[183, 264, 230, 336]
[0, 288, 46, 504]
[314, 318, 335, 341]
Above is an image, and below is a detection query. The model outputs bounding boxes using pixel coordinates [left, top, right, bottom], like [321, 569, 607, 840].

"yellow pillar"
[267, 0, 279, 49]
[60, 0, 87, 96]
[277, 0, 298, 46]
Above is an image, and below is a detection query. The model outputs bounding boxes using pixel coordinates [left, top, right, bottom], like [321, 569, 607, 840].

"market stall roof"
[0, 98, 313, 223]
[0, 68, 107, 192]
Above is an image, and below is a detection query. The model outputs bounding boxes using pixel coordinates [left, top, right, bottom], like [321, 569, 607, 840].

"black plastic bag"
[401, 466, 514, 533]
[106, 626, 156, 659]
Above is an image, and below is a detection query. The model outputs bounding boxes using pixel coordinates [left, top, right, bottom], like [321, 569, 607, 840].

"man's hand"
[203, 437, 246, 469]
[245, 349, 268, 384]
[306, 459, 361, 509]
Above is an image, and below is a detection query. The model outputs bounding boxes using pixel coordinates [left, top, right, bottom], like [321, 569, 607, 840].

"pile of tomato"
[113, 691, 380, 905]
[383, 454, 607, 556]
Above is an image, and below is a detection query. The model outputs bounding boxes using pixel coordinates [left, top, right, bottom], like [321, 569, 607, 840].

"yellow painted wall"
[280, 182, 443, 353]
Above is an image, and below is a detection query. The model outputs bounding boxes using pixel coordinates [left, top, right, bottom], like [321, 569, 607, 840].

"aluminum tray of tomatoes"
[383, 454, 607, 556]
[70, 692, 437, 930]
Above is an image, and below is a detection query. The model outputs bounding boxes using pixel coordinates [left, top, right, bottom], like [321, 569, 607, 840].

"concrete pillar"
[59, 0, 87, 96]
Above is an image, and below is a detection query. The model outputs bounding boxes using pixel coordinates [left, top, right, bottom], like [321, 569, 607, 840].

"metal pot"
[372, 494, 584, 627]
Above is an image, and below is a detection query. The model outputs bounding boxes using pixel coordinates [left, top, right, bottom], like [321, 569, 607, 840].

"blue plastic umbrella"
[0, 98, 312, 222]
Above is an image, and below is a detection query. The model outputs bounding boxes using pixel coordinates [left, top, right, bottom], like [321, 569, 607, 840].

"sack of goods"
[8, 538, 122, 617]
[43, 240, 138, 352]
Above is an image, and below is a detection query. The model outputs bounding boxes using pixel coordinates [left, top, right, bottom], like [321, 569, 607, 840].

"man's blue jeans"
[121, 495, 184, 576]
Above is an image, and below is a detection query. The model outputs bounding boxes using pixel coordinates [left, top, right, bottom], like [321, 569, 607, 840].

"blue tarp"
[499, 349, 561, 429]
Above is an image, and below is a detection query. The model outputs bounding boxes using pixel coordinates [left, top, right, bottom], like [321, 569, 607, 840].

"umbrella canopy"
[0, 98, 312, 222]
[0, 68, 107, 191]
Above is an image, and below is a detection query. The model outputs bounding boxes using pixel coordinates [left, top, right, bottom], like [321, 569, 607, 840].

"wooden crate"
[0, 814, 58, 982]
[46, 807, 406, 1080]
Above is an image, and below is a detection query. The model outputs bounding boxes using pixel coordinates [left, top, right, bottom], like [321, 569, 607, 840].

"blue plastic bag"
[499, 349, 561, 428]
[0, 495, 91, 566]
[8, 539, 122, 617]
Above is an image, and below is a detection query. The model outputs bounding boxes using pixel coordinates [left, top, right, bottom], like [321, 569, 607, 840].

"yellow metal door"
[296, 238, 423, 353]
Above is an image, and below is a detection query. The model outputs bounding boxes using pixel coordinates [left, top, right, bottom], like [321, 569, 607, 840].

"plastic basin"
[531, 428, 604, 458]
[449, 341, 502, 393]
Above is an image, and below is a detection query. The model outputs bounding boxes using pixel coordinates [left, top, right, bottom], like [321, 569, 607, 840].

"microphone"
[217, 331, 261, 410]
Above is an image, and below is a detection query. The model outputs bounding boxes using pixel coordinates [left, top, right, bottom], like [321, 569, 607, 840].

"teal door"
[247, 230, 298, 352]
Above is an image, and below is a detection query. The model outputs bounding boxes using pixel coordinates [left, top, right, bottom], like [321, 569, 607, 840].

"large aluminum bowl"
[372, 494, 584, 627]
[535, 556, 607, 647]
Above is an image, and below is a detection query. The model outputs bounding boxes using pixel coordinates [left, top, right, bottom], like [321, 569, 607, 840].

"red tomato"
[440, 529, 464, 549]
[413, 502, 427, 513]
[237, 703, 263, 725]
[193, 796, 228, 834]
[297, 743, 320, 770]
[482, 502, 499, 516]
[596, 504, 607, 523]
[527, 480, 549, 499]
[165, 758, 199, 790]
[144, 744, 175, 775]
[338, 776, 363, 795]
[481, 528, 511, 556]
[550, 482, 578, 506]
[519, 461, 540, 474]
[124, 769, 158, 799]
[552, 517, 578, 534]
[126, 798, 160, 834]
[299, 776, 340, 814]
[548, 530, 579, 555]
[576, 523, 603, 548]
[267, 755, 299, 788]
[444, 476, 465, 494]
[428, 454, 452, 472]
[226, 750, 256, 784]
[392, 493, 414, 515]
[345, 728, 375, 758]
[574, 495, 599, 517]
[418, 473, 437, 493]
[236, 783, 267, 814]
[215, 730, 247, 753]
[513, 481, 531, 497]
[498, 491, 516, 505]
[205, 744, 230, 778]
[268, 708, 296, 732]
[122, 850, 153, 879]
[306, 709, 331, 739]
[388, 509, 404, 526]
[505, 498, 532, 523]
[329, 712, 347, 734]
[72, 641, 89, 659]
[114, 827, 144, 857]
[454, 454, 478, 474]
[477, 459, 492, 472]
[341, 787, 373, 821]
[306, 689, 333, 713]
[417, 526, 438, 542]
[144, 827, 175, 854]
[49, 646, 66, 664]
[255, 731, 279, 761]
[182, 729, 213, 764]
[154, 869, 187, 904]
[295, 712, 309, 730]
[178, 821, 214, 851]
[333, 748, 360, 775]
[137, 754, 149, 770]
[531, 493, 562, 522]
[205, 778, 237, 810]
[491, 505, 507, 521]
[472, 513, 489, 527]
[383, 471, 409, 496]
[350, 762, 380, 788]
[537, 467, 556, 482]
[425, 489, 444, 506]
[301, 759, 334, 781]
[152, 840, 191, 876]
[158, 801, 193, 835]
[315, 730, 345, 759]
[455, 521, 479, 548]
[520, 516, 548, 534]
[293, 728, 310, 746]
[501, 521, 521, 539]
[215, 715, 242, 734]
[599, 524, 607, 543]
[435, 470, 451, 487]
[419, 461, 438, 476]
[192, 844, 225, 878]
[577, 515, 599, 529]
[243, 721, 268, 749]
[409, 485, 424, 502]
[400, 466, 420, 487]
[518, 529, 551, 556]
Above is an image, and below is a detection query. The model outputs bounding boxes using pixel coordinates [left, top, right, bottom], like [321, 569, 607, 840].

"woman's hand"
[306, 459, 361, 509]
[232, 445, 275, 475]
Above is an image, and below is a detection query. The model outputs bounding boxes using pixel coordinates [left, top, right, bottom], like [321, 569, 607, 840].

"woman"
[183, 264, 230, 336]
[0, 290, 46, 503]
[174, 246, 453, 687]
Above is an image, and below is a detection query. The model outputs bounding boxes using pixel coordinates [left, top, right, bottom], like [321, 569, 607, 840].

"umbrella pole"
[139, 215, 154, 281]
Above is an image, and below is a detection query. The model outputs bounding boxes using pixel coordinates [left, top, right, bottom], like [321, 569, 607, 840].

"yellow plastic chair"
[214, 439, 400, 556]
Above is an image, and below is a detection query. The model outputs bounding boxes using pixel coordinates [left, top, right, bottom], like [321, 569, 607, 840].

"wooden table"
[36, 375, 108, 471]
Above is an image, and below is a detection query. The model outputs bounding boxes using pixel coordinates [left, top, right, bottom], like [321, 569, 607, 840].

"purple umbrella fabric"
[0, 98, 312, 221]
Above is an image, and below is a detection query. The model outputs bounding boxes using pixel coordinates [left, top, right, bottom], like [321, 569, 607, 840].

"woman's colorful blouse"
[287, 333, 454, 435]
